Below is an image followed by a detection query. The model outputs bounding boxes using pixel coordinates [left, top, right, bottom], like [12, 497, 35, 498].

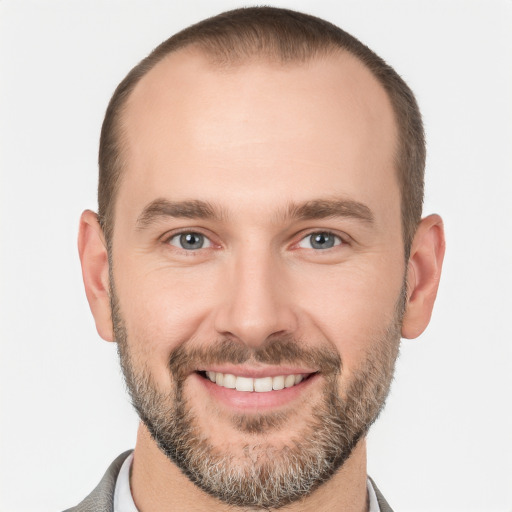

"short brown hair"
[98, 6, 425, 257]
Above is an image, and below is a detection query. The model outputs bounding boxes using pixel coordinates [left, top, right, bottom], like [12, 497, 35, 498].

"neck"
[130, 423, 369, 512]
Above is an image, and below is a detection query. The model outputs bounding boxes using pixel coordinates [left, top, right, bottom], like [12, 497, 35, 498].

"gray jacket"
[64, 450, 394, 511]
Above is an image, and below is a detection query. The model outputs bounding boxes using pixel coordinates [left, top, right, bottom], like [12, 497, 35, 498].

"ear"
[401, 214, 446, 339]
[78, 210, 114, 342]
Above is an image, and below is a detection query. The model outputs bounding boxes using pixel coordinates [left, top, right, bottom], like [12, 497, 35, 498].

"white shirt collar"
[114, 452, 380, 512]
[113, 452, 138, 512]
[367, 476, 381, 512]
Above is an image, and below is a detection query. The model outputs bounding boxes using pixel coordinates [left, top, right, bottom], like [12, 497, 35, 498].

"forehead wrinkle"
[136, 198, 228, 229]
[274, 198, 374, 224]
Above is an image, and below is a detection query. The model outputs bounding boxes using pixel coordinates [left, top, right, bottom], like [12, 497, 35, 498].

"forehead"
[118, 49, 399, 223]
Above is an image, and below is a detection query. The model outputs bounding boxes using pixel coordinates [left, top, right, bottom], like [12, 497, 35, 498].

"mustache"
[168, 334, 342, 379]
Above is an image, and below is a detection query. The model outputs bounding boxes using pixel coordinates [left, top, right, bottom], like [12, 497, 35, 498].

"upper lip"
[197, 365, 317, 378]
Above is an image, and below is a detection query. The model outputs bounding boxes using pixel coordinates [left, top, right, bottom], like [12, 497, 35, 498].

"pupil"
[180, 233, 203, 249]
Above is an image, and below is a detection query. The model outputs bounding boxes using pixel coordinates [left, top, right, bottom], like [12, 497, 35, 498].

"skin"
[78, 48, 445, 511]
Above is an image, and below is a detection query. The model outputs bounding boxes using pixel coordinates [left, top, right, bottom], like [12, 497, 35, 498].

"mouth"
[198, 370, 312, 392]
[193, 365, 320, 411]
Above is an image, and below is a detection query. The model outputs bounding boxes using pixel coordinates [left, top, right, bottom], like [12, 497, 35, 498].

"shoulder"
[62, 450, 133, 512]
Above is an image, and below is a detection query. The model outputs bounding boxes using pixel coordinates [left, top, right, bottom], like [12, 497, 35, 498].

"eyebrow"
[136, 198, 224, 229]
[284, 198, 374, 224]
[135, 197, 374, 229]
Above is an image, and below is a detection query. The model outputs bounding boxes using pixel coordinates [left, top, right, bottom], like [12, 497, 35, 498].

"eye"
[168, 232, 212, 250]
[298, 232, 342, 250]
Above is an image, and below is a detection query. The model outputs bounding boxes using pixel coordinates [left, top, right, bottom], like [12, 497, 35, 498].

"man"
[71, 6, 445, 511]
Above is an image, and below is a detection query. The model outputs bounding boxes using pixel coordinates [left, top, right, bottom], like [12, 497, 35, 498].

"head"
[79, 7, 444, 509]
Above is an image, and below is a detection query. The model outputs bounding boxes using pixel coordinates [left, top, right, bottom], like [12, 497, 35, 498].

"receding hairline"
[99, 7, 425, 257]
[117, 43, 399, 177]
[122, 42, 393, 122]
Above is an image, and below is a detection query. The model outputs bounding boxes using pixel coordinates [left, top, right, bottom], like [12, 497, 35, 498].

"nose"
[213, 248, 298, 348]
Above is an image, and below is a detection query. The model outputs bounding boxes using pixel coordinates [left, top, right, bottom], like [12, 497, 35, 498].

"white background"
[1, 1, 511, 511]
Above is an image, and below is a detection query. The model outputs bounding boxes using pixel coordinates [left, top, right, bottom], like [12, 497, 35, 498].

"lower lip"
[193, 372, 319, 411]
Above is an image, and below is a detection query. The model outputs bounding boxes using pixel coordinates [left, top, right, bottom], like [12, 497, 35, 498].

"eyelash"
[163, 230, 214, 253]
[295, 231, 345, 251]
[162, 229, 348, 253]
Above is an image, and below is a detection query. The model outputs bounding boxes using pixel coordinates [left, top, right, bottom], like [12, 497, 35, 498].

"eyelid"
[293, 229, 350, 249]
[169, 233, 212, 249]
[158, 227, 351, 252]
[161, 228, 218, 248]
[298, 232, 341, 250]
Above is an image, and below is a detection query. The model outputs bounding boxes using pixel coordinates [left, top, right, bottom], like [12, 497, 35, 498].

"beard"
[112, 283, 404, 510]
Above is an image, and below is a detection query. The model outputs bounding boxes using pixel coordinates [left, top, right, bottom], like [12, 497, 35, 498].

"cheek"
[113, 263, 219, 377]
[291, 259, 404, 368]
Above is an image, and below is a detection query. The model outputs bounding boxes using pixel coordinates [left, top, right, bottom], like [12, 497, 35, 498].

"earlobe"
[77, 210, 114, 342]
[401, 214, 446, 339]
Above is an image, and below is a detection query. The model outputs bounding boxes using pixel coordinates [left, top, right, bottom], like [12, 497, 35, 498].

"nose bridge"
[214, 242, 297, 347]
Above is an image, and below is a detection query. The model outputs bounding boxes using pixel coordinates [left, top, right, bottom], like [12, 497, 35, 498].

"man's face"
[110, 49, 405, 507]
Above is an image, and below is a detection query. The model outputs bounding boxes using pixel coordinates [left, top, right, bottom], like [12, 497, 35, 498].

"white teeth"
[205, 371, 308, 392]
[222, 373, 236, 389]
[272, 375, 285, 390]
[235, 376, 254, 392]
[254, 377, 273, 392]
[284, 374, 296, 388]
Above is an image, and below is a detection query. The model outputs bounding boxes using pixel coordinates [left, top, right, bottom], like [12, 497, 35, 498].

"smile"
[204, 371, 308, 392]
